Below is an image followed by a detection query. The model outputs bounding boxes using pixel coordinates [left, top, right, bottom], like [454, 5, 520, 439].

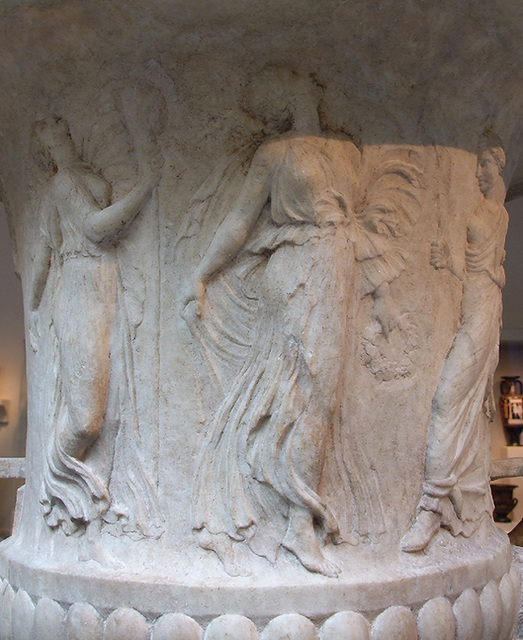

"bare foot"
[401, 510, 440, 553]
[195, 529, 251, 577]
[283, 506, 340, 578]
[78, 520, 124, 569]
[78, 540, 124, 568]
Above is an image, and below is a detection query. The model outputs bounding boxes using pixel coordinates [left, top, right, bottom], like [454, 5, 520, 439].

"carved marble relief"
[2, 2, 523, 637]
[402, 132, 508, 553]
[180, 68, 424, 577]
[29, 99, 164, 540]
[21, 66, 509, 586]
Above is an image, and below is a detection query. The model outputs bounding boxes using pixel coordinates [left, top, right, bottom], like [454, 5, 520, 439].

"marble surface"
[0, 1, 523, 637]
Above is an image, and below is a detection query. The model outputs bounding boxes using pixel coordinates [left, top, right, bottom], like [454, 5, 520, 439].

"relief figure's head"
[245, 66, 322, 134]
[33, 116, 77, 172]
[476, 131, 505, 197]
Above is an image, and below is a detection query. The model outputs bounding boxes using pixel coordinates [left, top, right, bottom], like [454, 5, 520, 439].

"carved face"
[476, 150, 500, 196]
[246, 67, 320, 132]
[33, 117, 79, 172]
[247, 70, 294, 131]
[34, 117, 69, 148]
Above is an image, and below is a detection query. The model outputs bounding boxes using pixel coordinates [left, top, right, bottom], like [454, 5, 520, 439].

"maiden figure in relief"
[31, 112, 162, 537]
[183, 68, 423, 576]
[402, 133, 508, 553]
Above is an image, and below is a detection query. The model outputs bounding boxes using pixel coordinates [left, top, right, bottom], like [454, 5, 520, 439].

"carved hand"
[429, 240, 449, 270]
[371, 284, 402, 339]
[181, 278, 205, 322]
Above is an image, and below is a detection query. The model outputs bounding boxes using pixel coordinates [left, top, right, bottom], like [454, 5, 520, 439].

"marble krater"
[0, 1, 523, 638]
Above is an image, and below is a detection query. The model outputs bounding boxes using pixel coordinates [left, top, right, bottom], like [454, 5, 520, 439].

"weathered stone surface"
[499, 573, 518, 640]
[104, 608, 150, 640]
[10, 589, 34, 640]
[370, 607, 417, 640]
[260, 614, 317, 640]
[454, 589, 483, 640]
[65, 603, 103, 640]
[152, 613, 203, 640]
[204, 615, 258, 640]
[319, 611, 370, 640]
[416, 597, 455, 640]
[0, 0, 521, 634]
[0, 583, 14, 640]
[34, 597, 66, 640]
[479, 581, 502, 640]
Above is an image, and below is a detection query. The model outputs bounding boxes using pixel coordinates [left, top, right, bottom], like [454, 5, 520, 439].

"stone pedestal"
[0, 1, 523, 638]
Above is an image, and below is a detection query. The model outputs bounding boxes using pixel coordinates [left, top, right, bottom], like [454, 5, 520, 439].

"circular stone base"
[0, 528, 520, 639]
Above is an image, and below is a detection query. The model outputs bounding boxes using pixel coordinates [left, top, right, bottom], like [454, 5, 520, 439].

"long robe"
[191, 136, 386, 561]
[422, 198, 508, 530]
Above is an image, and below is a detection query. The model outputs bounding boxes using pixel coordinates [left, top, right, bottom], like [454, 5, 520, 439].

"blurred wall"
[0, 203, 25, 537]
[501, 197, 523, 341]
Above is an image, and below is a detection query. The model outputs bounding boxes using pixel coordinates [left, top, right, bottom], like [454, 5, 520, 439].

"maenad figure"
[183, 70, 421, 577]
[30, 116, 158, 534]
[402, 135, 508, 553]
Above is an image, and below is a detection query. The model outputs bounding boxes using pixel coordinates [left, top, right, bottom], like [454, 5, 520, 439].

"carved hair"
[32, 116, 74, 174]
[478, 130, 506, 173]
[245, 65, 321, 133]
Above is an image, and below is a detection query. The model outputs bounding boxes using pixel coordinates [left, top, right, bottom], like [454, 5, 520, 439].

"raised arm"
[83, 98, 164, 245]
[430, 239, 461, 279]
[82, 172, 157, 245]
